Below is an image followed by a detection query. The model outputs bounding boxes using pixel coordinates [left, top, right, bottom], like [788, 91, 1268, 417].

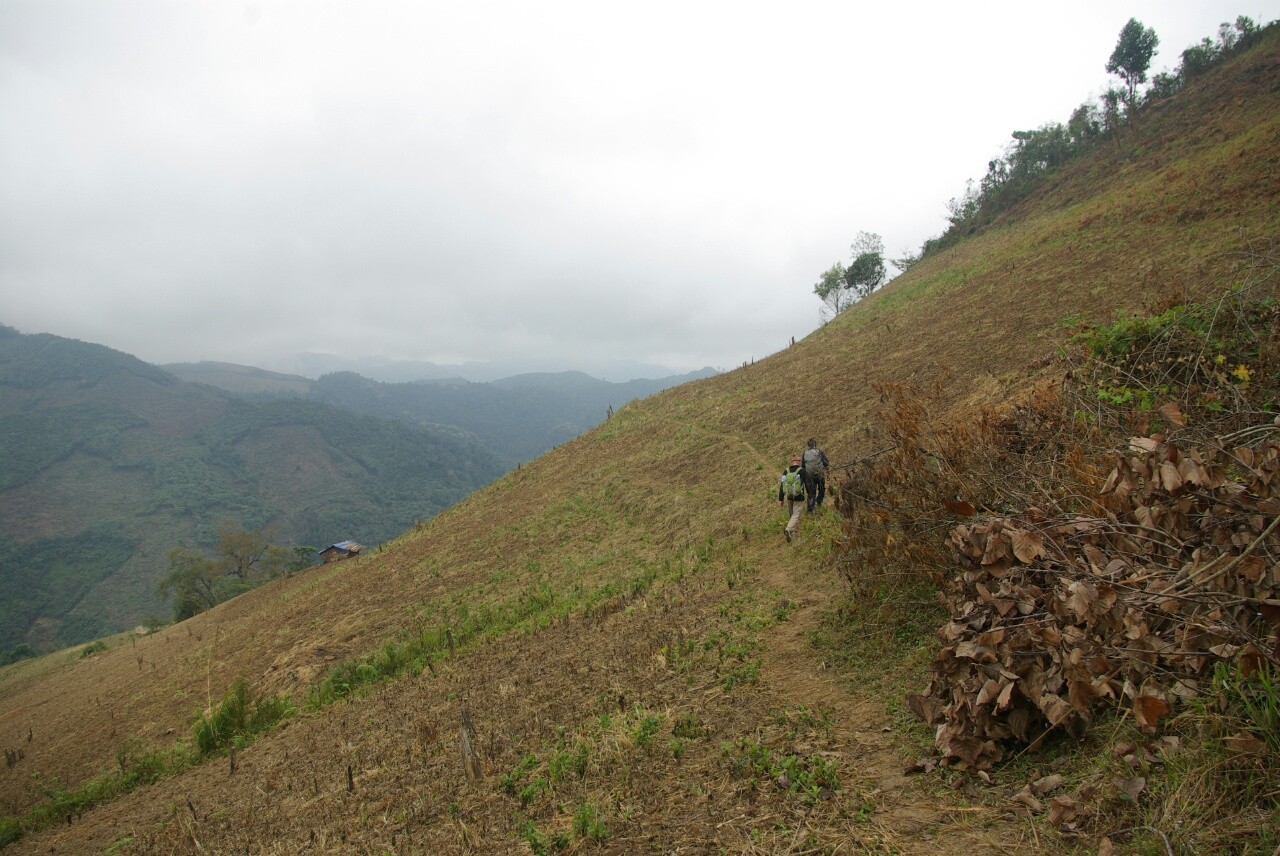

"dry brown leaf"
[1158, 402, 1186, 428]
[1032, 774, 1065, 795]
[1178, 454, 1207, 485]
[1238, 555, 1265, 584]
[1038, 693, 1074, 726]
[1011, 785, 1044, 813]
[1046, 794, 1079, 826]
[1129, 437, 1160, 454]
[1064, 580, 1098, 622]
[1009, 528, 1045, 563]
[981, 532, 1012, 566]
[1115, 776, 1146, 800]
[903, 757, 938, 775]
[976, 679, 1002, 707]
[996, 680, 1016, 711]
[1134, 695, 1170, 729]
[1222, 733, 1268, 755]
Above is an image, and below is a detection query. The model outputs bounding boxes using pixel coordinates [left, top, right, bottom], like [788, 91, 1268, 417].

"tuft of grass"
[1215, 660, 1280, 755]
[499, 753, 539, 796]
[547, 742, 589, 783]
[79, 640, 108, 659]
[521, 818, 568, 855]
[629, 709, 663, 748]
[193, 677, 293, 758]
[1036, 699, 1280, 855]
[572, 800, 609, 842]
[725, 738, 840, 806]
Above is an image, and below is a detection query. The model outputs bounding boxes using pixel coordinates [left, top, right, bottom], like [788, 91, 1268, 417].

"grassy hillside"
[0, 333, 502, 651]
[1, 27, 1278, 856]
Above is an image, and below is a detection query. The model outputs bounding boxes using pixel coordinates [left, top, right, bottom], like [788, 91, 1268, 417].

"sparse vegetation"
[828, 252, 1279, 850]
[2, 20, 1279, 855]
[193, 677, 294, 758]
[919, 16, 1276, 260]
[725, 738, 840, 806]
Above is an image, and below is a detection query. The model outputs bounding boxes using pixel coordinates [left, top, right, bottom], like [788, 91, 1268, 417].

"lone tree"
[1106, 18, 1159, 112]
[845, 231, 887, 300]
[156, 522, 291, 620]
[813, 231, 889, 321]
[813, 261, 851, 322]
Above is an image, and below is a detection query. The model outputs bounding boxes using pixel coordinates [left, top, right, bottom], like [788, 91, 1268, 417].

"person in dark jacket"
[778, 455, 807, 542]
[802, 438, 830, 512]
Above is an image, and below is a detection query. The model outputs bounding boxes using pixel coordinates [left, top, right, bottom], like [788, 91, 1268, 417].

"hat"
[790, 455, 802, 465]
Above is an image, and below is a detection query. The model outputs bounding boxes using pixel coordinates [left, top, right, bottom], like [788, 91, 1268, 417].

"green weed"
[548, 742, 589, 783]
[720, 660, 760, 690]
[500, 753, 539, 796]
[629, 709, 663, 748]
[1215, 660, 1280, 754]
[572, 801, 609, 842]
[79, 641, 108, 658]
[0, 742, 189, 848]
[193, 678, 293, 758]
[726, 738, 840, 805]
[521, 819, 568, 855]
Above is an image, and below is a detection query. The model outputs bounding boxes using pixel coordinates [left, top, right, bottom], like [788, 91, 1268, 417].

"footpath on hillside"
[739, 504, 1020, 855]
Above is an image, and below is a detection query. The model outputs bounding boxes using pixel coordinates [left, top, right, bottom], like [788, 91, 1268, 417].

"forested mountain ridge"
[165, 362, 718, 468]
[0, 328, 501, 652]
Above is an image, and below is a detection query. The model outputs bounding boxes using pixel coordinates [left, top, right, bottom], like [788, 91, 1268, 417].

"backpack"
[803, 447, 825, 474]
[781, 468, 804, 499]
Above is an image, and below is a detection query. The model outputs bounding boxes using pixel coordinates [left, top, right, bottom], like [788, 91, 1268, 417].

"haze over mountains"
[0, 326, 714, 652]
[258, 352, 709, 385]
[163, 361, 718, 469]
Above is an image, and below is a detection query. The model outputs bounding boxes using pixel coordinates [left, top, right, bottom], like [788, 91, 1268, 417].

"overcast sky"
[2, 1, 1276, 379]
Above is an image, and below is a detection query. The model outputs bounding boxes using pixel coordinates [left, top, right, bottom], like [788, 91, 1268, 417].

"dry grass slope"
[2, 30, 1279, 855]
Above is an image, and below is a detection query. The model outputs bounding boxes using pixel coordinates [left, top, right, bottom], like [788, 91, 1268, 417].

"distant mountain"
[261, 352, 704, 384]
[161, 361, 312, 396]
[0, 328, 502, 652]
[166, 363, 719, 468]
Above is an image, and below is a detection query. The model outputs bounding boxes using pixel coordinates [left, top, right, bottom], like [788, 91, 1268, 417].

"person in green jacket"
[777, 455, 807, 542]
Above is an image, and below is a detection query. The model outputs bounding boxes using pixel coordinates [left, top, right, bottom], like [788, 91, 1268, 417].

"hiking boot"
[783, 528, 792, 543]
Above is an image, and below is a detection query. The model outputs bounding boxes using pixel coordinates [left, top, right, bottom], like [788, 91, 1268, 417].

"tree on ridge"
[1107, 18, 1159, 113]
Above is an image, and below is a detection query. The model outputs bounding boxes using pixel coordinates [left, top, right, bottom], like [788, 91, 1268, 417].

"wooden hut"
[318, 540, 363, 563]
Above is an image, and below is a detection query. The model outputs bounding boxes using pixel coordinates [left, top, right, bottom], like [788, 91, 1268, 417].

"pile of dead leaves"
[908, 420, 1280, 772]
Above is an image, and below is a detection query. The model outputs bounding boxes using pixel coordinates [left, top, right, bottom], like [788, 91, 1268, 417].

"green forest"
[0, 327, 503, 653]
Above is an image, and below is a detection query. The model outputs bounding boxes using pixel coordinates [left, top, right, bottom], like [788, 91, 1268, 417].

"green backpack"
[781, 469, 804, 499]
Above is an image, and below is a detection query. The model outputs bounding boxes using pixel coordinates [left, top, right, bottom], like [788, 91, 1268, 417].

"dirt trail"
[745, 509, 1007, 854]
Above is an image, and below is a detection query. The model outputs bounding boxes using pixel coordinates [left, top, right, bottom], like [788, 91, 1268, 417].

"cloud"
[1, 0, 1272, 374]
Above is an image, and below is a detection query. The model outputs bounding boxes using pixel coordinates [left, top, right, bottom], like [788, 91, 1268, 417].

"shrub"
[193, 678, 293, 758]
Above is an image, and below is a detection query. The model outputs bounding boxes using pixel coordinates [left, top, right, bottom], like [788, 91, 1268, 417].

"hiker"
[777, 455, 807, 543]
[802, 438, 830, 512]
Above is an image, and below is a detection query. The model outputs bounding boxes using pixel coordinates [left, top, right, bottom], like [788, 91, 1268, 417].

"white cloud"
[2, 0, 1274, 375]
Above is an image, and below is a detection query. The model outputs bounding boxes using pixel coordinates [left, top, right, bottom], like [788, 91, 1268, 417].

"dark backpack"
[803, 447, 825, 473]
